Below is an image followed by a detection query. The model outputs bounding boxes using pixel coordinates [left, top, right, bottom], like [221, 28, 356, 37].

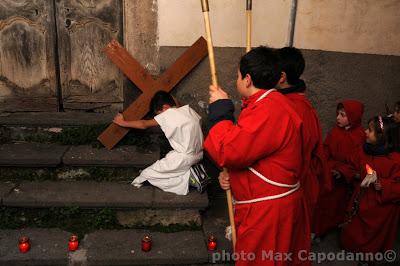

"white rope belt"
[234, 167, 300, 205]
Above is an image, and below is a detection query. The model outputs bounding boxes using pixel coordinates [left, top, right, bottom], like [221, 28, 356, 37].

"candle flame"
[365, 164, 374, 175]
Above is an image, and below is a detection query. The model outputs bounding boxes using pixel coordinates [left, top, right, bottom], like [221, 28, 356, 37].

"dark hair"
[387, 123, 400, 152]
[239, 46, 282, 90]
[395, 101, 400, 112]
[149, 91, 176, 113]
[368, 116, 400, 152]
[336, 103, 345, 112]
[276, 47, 305, 85]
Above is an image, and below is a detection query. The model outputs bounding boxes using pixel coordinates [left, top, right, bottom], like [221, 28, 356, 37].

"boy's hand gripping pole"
[246, 0, 252, 52]
[201, 0, 237, 252]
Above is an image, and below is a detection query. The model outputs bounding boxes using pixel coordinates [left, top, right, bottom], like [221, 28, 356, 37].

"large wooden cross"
[98, 37, 208, 150]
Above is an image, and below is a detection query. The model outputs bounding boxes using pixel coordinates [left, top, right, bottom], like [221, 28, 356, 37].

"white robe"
[132, 105, 203, 195]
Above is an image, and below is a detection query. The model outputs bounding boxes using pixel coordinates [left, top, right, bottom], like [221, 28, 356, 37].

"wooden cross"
[98, 37, 208, 150]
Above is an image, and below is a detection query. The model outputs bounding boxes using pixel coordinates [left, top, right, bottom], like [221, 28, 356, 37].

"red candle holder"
[19, 236, 30, 253]
[207, 235, 217, 251]
[141, 235, 152, 252]
[68, 235, 79, 251]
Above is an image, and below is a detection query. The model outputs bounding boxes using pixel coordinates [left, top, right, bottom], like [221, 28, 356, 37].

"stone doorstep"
[0, 143, 159, 168]
[86, 230, 208, 265]
[0, 229, 210, 266]
[2, 181, 209, 209]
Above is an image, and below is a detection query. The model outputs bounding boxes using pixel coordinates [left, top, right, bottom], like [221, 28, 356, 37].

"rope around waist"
[234, 167, 300, 205]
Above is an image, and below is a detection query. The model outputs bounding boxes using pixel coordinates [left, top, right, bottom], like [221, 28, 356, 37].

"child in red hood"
[340, 116, 400, 261]
[313, 100, 365, 237]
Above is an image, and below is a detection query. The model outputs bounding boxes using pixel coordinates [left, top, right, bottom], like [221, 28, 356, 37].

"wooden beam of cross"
[98, 36, 208, 150]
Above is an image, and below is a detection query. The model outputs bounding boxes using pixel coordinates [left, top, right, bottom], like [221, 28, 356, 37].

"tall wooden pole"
[200, 0, 237, 251]
[287, 0, 298, 47]
[246, 0, 252, 52]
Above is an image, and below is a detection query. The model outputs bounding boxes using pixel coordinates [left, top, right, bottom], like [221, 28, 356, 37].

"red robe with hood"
[313, 100, 365, 236]
[340, 150, 400, 253]
[204, 90, 310, 266]
[280, 86, 331, 224]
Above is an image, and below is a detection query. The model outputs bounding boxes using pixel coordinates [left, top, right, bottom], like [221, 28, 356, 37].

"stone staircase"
[0, 112, 232, 265]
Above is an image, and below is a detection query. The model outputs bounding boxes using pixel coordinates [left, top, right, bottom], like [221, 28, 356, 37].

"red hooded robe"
[204, 90, 310, 266]
[313, 100, 365, 236]
[340, 150, 400, 253]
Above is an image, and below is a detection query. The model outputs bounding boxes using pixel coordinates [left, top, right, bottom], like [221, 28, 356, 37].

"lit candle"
[207, 235, 217, 251]
[19, 236, 30, 253]
[68, 235, 79, 251]
[366, 164, 374, 175]
[142, 235, 152, 252]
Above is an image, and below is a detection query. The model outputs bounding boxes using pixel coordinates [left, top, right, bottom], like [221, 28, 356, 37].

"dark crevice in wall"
[52, 0, 64, 112]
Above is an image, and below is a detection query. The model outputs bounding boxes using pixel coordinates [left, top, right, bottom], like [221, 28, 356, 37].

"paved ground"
[203, 191, 400, 266]
[1, 189, 399, 265]
[0, 228, 209, 265]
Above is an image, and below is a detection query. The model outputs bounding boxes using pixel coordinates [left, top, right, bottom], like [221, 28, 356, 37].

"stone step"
[0, 228, 71, 266]
[0, 181, 14, 205]
[0, 143, 159, 168]
[0, 112, 162, 145]
[1, 181, 208, 209]
[86, 230, 208, 265]
[0, 143, 68, 167]
[63, 145, 158, 168]
[0, 228, 210, 265]
[0, 112, 114, 127]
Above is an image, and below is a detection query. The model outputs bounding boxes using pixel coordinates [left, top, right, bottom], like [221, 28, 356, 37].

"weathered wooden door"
[0, 0, 59, 112]
[55, 0, 123, 112]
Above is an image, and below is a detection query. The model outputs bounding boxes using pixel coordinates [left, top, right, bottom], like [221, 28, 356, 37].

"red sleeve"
[335, 161, 359, 183]
[308, 111, 332, 192]
[343, 148, 363, 180]
[204, 104, 293, 169]
[311, 144, 332, 192]
[378, 167, 400, 204]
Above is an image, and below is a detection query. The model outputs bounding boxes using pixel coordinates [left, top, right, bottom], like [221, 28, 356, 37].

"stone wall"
[1, 0, 399, 117]
[160, 46, 400, 135]
[158, 0, 400, 56]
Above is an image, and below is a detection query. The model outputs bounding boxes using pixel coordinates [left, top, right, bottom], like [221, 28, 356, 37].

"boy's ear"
[278, 72, 287, 85]
[162, 104, 171, 112]
[245, 73, 252, 88]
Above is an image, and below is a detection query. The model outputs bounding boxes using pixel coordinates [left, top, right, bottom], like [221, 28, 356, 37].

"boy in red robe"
[204, 47, 310, 265]
[276, 47, 330, 226]
[340, 116, 400, 264]
[313, 100, 365, 237]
